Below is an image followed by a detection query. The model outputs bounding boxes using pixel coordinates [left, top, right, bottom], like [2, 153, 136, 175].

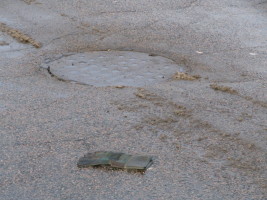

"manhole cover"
[44, 51, 184, 87]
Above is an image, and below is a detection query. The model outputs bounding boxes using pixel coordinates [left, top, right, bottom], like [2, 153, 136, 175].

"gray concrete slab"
[1, 0, 266, 199]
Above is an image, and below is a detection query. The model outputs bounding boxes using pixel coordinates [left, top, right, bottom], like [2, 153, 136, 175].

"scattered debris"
[172, 72, 200, 81]
[210, 83, 238, 94]
[135, 92, 146, 99]
[159, 134, 168, 141]
[174, 108, 190, 117]
[242, 95, 267, 108]
[134, 88, 165, 103]
[77, 151, 153, 172]
[0, 23, 42, 48]
[22, 0, 36, 5]
[60, 13, 68, 17]
[115, 85, 126, 89]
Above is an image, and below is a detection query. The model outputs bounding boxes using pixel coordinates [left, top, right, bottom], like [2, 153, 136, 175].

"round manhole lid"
[44, 51, 183, 87]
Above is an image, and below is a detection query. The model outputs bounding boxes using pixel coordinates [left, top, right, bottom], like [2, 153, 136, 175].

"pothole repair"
[43, 51, 185, 87]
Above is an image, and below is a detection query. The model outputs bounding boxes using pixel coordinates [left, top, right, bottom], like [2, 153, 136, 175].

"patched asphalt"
[0, 0, 266, 199]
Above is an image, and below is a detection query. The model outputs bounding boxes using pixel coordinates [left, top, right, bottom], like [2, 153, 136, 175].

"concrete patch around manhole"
[0, 32, 28, 57]
[42, 51, 184, 87]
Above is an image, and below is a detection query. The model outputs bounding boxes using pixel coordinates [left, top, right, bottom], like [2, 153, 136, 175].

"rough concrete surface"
[0, 0, 266, 199]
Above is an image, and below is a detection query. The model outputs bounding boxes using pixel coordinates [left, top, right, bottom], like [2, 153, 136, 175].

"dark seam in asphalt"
[47, 66, 68, 82]
[47, 66, 90, 86]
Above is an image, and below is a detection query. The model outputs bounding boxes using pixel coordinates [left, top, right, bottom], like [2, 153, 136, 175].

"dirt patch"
[0, 41, 9, 46]
[135, 88, 165, 105]
[114, 101, 149, 112]
[210, 83, 267, 108]
[210, 83, 238, 94]
[0, 22, 41, 48]
[22, 0, 36, 5]
[236, 112, 253, 122]
[114, 85, 126, 89]
[135, 88, 266, 188]
[143, 116, 177, 126]
[172, 72, 200, 81]
[204, 132, 266, 189]
[242, 95, 267, 108]
[173, 105, 191, 117]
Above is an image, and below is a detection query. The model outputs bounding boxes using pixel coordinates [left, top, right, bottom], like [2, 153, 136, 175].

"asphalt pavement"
[1, 0, 267, 199]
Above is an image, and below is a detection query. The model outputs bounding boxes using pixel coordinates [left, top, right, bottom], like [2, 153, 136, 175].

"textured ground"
[0, 0, 267, 199]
